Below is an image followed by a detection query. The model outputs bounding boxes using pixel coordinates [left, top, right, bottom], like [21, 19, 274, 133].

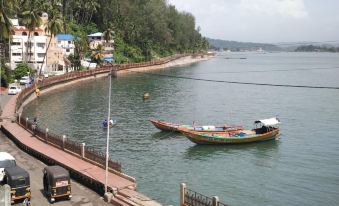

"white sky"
[167, 0, 339, 43]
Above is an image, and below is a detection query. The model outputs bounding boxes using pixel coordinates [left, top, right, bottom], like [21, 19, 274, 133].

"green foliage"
[7, 0, 208, 64]
[1, 61, 12, 87]
[13, 63, 32, 80]
[295, 45, 339, 52]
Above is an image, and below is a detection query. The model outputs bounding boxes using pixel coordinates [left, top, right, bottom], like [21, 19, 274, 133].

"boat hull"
[150, 119, 180, 132]
[179, 128, 280, 145]
[150, 119, 243, 133]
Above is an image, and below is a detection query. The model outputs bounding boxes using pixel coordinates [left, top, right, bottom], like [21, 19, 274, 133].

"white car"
[19, 76, 31, 85]
[0, 152, 16, 182]
[7, 85, 22, 95]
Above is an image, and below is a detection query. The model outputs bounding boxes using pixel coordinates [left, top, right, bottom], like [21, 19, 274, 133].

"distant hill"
[295, 45, 339, 52]
[207, 38, 282, 51]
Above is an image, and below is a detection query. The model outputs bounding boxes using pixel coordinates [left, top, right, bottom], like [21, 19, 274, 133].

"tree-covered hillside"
[295, 45, 339, 52]
[207, 38, 281, 51]
[1, 0, 208, 64]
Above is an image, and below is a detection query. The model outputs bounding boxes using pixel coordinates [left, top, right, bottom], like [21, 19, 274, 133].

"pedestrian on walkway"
[32, 117, 37, 135]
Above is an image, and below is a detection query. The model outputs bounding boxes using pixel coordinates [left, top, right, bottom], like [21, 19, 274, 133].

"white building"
[56, 34, 75, 56]
[10, 25, 47, 71]
[87, 32, 114, 63]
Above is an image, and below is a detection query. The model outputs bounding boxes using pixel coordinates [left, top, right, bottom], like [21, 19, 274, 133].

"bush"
[14, 63, 33, 80]
[1, 62, 12, 87]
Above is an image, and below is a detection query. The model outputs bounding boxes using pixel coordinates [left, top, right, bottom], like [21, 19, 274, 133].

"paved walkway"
[1, 95, 161, 206]
[0, 131, 111, 206]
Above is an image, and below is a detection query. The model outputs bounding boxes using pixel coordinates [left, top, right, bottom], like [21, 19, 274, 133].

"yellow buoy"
[143, 92, 150, 99]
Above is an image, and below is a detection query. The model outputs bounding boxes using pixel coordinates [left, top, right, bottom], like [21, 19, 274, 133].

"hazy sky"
[167, 0, 339, 43]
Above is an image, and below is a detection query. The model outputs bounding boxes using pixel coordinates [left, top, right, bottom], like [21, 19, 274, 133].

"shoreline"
[118, 54, 213, 74]
[17, 54, 214, 113]
[0, 53, 213, 206]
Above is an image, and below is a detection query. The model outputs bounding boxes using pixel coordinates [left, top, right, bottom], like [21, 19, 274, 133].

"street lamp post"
[105, 68, 112, 194]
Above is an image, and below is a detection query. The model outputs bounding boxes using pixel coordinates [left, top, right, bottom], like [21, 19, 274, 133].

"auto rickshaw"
[43, 165, 71, 203]
[4, 165, 31, 203]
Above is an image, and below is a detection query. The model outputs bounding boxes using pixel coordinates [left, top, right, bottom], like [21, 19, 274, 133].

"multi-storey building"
[9, 15, 71, 74]
[87, 32, 114, 62]
[56, 34, 75, 56]
[10, 22, 48, 71]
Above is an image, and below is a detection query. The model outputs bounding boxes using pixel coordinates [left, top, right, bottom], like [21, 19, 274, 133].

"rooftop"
[87, 32, 103, 37]
[56, 34, 74, 40]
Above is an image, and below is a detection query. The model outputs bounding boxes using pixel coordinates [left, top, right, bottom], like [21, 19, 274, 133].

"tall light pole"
[105, 68, 112, 194]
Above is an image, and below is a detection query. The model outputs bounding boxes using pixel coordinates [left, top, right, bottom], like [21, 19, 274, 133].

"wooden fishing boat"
[149, 119, 188, 132]
[149, 119, 243, 133]
[178, 117, 281, 145]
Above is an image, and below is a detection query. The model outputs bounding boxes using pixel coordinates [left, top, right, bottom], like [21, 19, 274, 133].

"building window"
[22, 32, 27, 36]
[12, 53, 21, 56]
[38, 53, 45, 58]
[34, 32, 39, 36]
[66, 49, 70, 52]
[11, 42, 21, 46]
[68, 41, 71, 44]
[37, 43, 45, 48]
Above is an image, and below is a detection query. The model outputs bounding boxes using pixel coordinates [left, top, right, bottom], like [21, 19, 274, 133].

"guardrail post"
[81, 143, 85, 158]
[212, 196, 219, 206]
[180, 183, 186, 206]
[62, 135, 66, 150]
[45, 128, 49, 143]
[25, 117, 28, 128]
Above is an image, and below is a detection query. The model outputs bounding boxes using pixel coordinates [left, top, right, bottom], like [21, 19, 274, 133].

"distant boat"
[149, 119, 243, 133]
[178, 117, 280, 145]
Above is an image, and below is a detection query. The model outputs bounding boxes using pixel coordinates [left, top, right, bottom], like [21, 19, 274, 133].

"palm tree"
[91, 44, 104, 66]
[39, 13, 63, 75]
[103, 27, 114, 43]
[102, 27, 114, 63]
[21, 6, 42, 63]
[0, 0, 16, 40]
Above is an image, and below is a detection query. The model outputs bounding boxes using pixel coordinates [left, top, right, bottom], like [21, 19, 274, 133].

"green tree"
[103, 27, 114, 43]
[0, 0, 17, 40]
[0, 60, 12, 87]
[21, 1, 43, 62]
[40, 12, 63, 75]
[13, 63, 32, 80]
[91, 44, 104, 66]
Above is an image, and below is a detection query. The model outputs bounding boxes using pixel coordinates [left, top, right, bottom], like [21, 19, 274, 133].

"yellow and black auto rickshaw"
[4, 165, 31, 203]
[43, 165, 71, 203]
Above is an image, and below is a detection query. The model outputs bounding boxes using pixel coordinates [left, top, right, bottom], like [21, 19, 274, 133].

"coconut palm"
[102, 27, 114, 63]
[91, 44, 104, 66]
[39, 13, 63, 75]
[0, 0, 16, 40]
[21, 7, 42, 62]
[103, 27, 114, 43]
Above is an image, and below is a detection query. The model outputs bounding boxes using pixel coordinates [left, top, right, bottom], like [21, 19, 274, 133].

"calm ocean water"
[24, 52, 339, 206]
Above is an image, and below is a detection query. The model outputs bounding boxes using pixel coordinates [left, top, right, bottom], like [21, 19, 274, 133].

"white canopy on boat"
[255, 117, 280, 126]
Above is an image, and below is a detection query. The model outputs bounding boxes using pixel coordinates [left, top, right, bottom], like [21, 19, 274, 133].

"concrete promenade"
[1, 97, 161, 206]
[0, 54, 213, 205]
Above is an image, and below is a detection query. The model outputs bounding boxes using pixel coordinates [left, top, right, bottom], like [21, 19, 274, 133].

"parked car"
[7, 85, 22, 95]
[19, 76, 31, 85]
[4, 165, 31, 203]
[0, 152, 16, 182]
[43, 165, 71, 203]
